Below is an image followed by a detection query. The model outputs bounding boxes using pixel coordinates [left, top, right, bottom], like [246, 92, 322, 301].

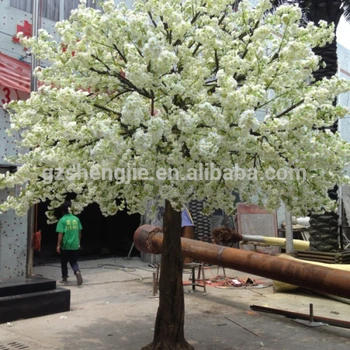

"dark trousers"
[60, 250, 80, 278]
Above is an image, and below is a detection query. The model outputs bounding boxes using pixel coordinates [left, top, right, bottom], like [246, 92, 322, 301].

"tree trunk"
[141, 200, 194, 350]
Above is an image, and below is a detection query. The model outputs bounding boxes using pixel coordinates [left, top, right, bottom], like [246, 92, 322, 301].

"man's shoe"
[76, 271, 83, 286]
[60, 277, 68, 284]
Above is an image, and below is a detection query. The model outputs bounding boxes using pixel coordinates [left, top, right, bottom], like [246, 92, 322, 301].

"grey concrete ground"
[0, 257, 350, 350]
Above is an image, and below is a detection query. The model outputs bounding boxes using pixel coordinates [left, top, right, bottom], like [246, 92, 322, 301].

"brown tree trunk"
[141, 201, 194, 350]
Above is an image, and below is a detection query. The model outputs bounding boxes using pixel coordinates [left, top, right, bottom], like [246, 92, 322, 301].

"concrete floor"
[0, 257, 349, 350]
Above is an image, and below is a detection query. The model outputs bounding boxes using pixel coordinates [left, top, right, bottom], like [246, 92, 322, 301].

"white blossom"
[0, 0, 349, 219]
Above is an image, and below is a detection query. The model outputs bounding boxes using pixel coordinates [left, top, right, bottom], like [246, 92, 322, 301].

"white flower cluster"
[1, 0, 350, 220]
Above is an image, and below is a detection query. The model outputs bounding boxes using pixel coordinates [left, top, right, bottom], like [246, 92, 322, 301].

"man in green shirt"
[56, 201, 83, 285]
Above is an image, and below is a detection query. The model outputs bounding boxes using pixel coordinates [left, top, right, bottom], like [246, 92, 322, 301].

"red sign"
[0, 86, 17, 108]
[13, 20, 32, 44]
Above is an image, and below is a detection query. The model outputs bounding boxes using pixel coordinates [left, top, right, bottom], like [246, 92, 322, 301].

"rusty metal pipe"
[134, 225, 350, 299]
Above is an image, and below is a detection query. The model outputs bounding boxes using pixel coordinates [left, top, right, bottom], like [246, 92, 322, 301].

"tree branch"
[159, 16, 172, 44]
[218, 12, 227, 26]
[192, 43, 202, 56]
[148, 11, 158, 28]
[150, 90, 155, 116]
[109, 89, 132, 102]
[182, 141, 191, 158]
[274, 100, 304, 119]
[90, 67, 152, 99]
[91, 54, 111, 71]
[77, 138, 102, 149]
[93, 103, 122, 117]
[236, 20, 260, 64]
[112, 44, 127, 63]
[214, 49, 219, 74]
[132, 42, 144, 57]
[191, 11, 203, 25]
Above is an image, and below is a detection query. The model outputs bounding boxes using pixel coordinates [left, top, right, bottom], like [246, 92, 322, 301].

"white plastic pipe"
[292, 217, 310, 226]
[241, 235, 309, 250]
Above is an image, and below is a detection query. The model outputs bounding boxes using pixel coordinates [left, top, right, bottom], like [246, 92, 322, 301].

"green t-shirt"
[56, 213, 82, 250]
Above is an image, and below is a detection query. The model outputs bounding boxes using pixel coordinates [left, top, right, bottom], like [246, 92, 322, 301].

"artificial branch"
[254, 90, 291, 111]
[91, 54, 111, 72]
[132, 41, 144, 58]
[112, 44, 127, 63]
[192, 43, 202, 56]
[151, 90, 155, 116]
[109, 89, 132, 102]
[188, 41, 195, 49]
[148, 11, 158, 28]
[214, 50, 220, 74]
[240, 20, 260, 61]
[93, 103, 122, 117]
[229, 122, 238, 128]
[269, 23, 290, 65]
[168, 30, 172, 45]
[191, 11, 203, 25]
[274, 100, 304, 119]
[262, 135, 290, 165]
[173, 39, 182, 46]
[90, 67, 152, 99]
[77, 137, 102, 149]
[115, 71, 152, 98]
[162, 104, 169, 114]
[197, 123, 211, 128]
[159, 16, 173, 44]
[218, 11, 227, 26]
[182, 141, 191, 158]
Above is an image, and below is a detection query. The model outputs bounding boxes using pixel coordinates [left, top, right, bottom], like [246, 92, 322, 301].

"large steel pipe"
[134, 225, 350, 299]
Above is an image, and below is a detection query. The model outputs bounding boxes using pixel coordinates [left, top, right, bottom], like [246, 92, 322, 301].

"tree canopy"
[1, 0, 350, 219]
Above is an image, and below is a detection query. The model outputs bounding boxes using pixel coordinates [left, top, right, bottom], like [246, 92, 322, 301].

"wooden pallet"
[294, 250, 350, 264]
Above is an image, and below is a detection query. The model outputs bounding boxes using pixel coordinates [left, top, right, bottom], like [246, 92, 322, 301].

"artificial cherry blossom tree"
[1, 0, 350, 349]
